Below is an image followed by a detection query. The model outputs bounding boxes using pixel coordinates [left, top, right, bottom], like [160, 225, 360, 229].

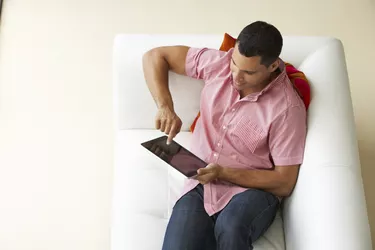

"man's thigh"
[215, 189, 279, 244]
[162, 185, 216, 250]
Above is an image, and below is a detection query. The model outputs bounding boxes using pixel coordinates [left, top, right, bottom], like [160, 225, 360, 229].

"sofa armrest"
[283, 165, 372, 250]
[282, 39, 372, 250]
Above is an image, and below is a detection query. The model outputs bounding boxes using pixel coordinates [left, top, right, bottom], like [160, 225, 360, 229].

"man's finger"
[167, 123, 178, 144]
[197, 168, 209, 175]
[160, 120, 166, 132]
[175, 123, 182, 135]
[177, 126, 182, 134]
[167, 135, 172, 145]
[155, 119, 161, 130]
[164, 122, 172, 135]
[197, 175, 209, 185]
[205, 163, 216, 169]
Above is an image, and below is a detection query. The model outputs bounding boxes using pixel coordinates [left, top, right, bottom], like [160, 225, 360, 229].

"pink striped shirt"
[181, 47, 307, 216]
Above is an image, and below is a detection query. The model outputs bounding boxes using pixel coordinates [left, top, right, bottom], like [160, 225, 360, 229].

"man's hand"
[155, 106, 182, 144]
[195, 163, 223, 185]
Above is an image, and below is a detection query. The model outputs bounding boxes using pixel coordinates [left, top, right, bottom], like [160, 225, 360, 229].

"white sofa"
[111, 34, 373, 250]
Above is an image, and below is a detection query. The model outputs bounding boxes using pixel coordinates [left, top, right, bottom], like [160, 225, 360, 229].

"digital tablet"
[141, 135, 207, 178]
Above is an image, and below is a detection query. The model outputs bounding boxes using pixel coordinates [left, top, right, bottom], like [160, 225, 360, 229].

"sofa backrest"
[113, 34, 335, 131]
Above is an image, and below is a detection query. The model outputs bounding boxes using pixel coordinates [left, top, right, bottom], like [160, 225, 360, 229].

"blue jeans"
[162, 184, 279, 250]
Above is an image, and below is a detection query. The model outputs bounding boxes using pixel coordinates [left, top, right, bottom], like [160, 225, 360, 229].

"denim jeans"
[162, 184, 279, 250]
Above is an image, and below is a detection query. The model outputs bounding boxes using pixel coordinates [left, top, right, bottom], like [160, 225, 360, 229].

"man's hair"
[236, 21, 283, 67]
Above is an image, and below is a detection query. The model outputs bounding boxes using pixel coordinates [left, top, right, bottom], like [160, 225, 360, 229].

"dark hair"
[236, 21, 283, 67]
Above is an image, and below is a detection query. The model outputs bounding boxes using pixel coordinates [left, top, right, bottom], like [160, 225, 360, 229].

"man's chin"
[233, 83, 246, 90]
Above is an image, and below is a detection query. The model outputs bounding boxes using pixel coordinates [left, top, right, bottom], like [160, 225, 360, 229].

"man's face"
[230, 45, 279, 93]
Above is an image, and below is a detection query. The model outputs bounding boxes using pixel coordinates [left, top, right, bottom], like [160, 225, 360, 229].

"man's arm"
[218, 165, 300, 197]
[142, 46, 190, 143]
[142, 46, 190, 110]
[196, 164, 299, 197]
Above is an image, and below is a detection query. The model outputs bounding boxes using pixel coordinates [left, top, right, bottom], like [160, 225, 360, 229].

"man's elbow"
[278, 187, 293, 197]
[143, 48, 162, 65]
[278, 180, 297, 197]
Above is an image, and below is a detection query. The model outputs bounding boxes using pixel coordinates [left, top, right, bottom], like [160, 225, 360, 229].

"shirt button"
[217, 142, 221, 147]
[222, 125, 227, 130]
[213, 153, 218, 157]
[231, 108, 236, 112]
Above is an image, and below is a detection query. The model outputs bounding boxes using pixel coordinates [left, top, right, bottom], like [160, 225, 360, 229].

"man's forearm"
[142, 49, 174, 110]
[218, 167, 294, 197]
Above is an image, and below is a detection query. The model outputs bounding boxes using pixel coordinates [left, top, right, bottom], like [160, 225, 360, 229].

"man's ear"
[268, 60, 280, 72]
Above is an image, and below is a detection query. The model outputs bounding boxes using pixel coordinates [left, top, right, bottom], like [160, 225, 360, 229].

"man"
[142, 21, 307, 250]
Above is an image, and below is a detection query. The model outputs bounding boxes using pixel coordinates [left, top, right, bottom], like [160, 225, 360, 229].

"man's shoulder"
[260, 77, 306, 126]
[188, 47, 232, 56]
[282, 77, 306, 109]
[188, 47, 232, 66]
[185, 47, 232, 80]
[187, 47, 233, 80]
[268, 75, 305, 109]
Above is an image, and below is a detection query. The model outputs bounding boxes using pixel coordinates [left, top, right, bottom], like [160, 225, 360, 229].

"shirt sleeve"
[185, 47, 226, 81]
[269, 105, 307, 166]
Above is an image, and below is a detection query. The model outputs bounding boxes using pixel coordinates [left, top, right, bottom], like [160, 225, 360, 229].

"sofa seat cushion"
[112, 129, 286, 250]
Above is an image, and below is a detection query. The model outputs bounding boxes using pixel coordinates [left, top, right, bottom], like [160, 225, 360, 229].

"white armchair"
[111, 34, 373, 250]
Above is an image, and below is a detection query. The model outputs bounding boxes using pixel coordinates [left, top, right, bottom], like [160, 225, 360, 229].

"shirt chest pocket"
[229, 117, 266, 154]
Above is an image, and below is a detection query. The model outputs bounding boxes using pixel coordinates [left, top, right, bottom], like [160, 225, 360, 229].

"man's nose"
[234, 72, 244, 83]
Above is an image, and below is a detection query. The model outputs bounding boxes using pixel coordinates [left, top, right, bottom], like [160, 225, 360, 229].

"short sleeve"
[185, 47, 226, 81]
[269, 105, 307, 166]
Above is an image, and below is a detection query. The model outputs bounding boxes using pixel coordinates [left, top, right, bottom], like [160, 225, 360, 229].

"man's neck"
[240, 69, 281, 98]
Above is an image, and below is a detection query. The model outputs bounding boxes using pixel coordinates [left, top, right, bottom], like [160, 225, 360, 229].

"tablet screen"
[141, 136, 207, 177]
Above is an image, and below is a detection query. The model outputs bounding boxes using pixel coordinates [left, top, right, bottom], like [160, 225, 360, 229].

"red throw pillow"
[189, 33, 310, 132]
[285, 63, 311, 110]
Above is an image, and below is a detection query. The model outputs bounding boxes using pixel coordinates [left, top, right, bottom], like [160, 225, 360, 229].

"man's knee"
[214, 212, 248, 240]
[173, 186, 204, 211]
